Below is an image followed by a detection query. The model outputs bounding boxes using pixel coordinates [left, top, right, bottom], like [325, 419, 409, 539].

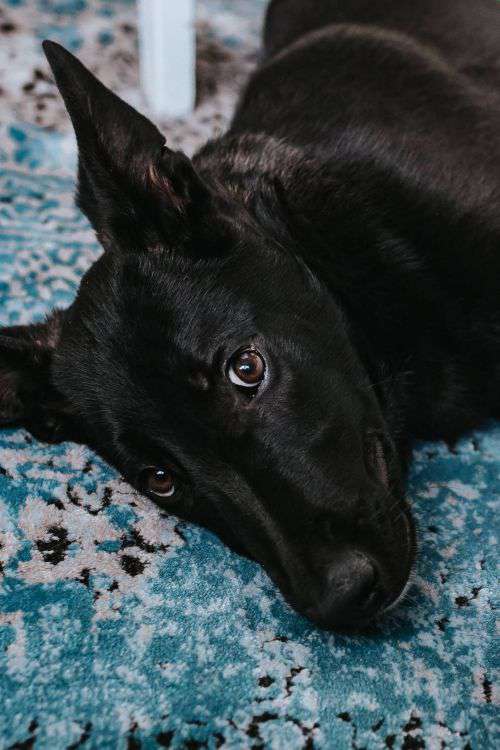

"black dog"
[1, 0, 499, 631]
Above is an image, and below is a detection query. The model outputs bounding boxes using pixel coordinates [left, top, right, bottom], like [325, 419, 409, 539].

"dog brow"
[188, 372, 210, 391]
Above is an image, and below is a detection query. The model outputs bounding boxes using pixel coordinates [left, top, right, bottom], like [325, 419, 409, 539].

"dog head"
[0, 43, 416, 630]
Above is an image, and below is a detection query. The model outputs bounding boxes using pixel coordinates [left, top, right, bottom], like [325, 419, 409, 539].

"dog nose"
[306, 549, 383, 630]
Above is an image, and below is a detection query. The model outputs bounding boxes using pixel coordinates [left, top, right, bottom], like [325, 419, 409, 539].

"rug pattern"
[0, 1, 498, 748]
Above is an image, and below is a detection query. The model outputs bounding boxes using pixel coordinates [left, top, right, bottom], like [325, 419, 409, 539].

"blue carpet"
[0, 1, 498, 748]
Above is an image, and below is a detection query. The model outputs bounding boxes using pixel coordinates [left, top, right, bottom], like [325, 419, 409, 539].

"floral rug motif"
[0, 1, 498, 748]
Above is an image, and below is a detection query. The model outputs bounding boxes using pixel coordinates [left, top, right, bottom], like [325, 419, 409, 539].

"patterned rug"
[0, 1, 498, 748]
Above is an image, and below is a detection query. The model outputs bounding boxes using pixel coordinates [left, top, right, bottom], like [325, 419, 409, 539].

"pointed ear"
[43, 41, 209, 251]
[0, 312, 73, 443]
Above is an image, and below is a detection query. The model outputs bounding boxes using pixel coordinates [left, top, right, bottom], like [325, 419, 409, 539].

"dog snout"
[304, 548, 387, 630]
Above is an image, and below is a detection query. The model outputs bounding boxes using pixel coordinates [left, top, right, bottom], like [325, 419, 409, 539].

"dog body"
[1, 0, 499, 630]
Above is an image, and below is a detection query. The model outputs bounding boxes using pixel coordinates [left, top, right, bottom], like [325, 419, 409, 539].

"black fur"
[1, 0, 499, 630]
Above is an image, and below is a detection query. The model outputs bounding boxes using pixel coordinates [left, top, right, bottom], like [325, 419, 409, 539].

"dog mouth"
[365, 431, 417, 584]
[372, 436, 389, 487]
[364, 431, 392, 489]
[379, 509, 418, 615]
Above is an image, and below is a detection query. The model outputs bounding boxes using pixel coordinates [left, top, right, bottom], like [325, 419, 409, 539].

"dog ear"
[43, 41, 209, 252]
[0, 312, 72, 442]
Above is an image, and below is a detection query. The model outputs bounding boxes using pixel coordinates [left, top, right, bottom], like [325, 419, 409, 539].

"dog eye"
[228, 349, 265, 388]
[141, 467, 175, 497]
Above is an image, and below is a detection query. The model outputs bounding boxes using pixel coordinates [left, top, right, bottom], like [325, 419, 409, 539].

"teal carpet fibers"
[0, 1, 498, 748]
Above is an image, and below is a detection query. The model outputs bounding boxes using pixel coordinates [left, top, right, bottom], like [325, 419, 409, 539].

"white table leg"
[138, 0, 196, 119]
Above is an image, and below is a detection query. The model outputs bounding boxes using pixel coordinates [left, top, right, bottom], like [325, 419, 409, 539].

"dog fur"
[0, 0, 499, 630]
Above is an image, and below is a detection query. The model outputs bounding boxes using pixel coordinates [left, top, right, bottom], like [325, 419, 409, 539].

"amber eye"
[228, 349, 265, 388]
[141, 467, 175, 497]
